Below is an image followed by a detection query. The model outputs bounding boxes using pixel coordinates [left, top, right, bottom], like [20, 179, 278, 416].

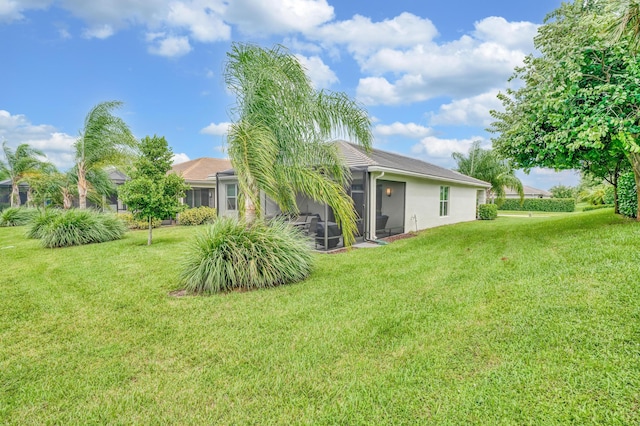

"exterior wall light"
[386, 187, 392, 197]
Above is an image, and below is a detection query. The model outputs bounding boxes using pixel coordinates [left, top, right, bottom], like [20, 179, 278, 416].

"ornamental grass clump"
[25, 208, 62, 239]
[0, 207, 39, 227]
[36, 209, 126, 248]
[180, 217, 314, 294]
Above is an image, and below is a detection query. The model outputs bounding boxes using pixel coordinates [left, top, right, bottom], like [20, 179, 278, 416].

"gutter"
[366, 166, 491, 188]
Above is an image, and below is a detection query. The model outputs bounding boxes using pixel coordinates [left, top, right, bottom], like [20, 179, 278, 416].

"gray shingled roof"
[336, 141, 490, 187]
[214, 141, 490, 187]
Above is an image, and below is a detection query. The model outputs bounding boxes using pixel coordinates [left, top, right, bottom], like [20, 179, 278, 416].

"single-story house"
[0, 179, 28, 208]
[0, 168, 128, 210]
[1, 159, 233, 211]
[216, 141, 490, 250]
[170, 157, 232, 209]
[505, 185, 551, 199]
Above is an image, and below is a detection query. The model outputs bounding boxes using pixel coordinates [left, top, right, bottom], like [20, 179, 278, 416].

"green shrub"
[180, 217, 313, 294]
[118, 211, 162, 230]
[618, 172, 637, 218]
[603, 186, 615, 205]
[36, 209, 127, 248]
[0, 203, 10, 212]
[477, 204, 498, 220]
[498, 198, 575, 212]
[178, 206, 217, 226]
[26, 209, 63, 239]
[582, 204, 614, 212]
[0, 207, 39, 227]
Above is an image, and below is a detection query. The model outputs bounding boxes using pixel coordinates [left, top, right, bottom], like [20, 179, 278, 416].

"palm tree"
[74, 101, 137, 209]
[0, 141, 46, 207]
[453, 141, 524, 204]
[604, 0, 640, 50]
[224, 43, 372, 246]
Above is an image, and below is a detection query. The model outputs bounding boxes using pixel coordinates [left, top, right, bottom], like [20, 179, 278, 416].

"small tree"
[118, 135, 189, 245]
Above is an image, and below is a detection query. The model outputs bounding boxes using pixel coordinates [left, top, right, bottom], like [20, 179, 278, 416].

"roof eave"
[367, 166, 491, 188]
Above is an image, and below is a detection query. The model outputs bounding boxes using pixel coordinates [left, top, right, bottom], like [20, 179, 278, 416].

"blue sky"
[0, 0, 577, 189]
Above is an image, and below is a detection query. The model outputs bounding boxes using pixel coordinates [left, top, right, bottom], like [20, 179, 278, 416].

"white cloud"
[412, 135, 486, 160]
[354, 17, 538, 106]
[429, 89, 503, 126]
[82, 24, 114, 39]
[172, 152, 190, 164]
[0, 0, 50, 22]
[225, 0, 334, 35]
[295, 54, 338, 89]
[0, 110, 77, 170]
[200, 121, 230, 136]
[167, 1, 230, 42]
[147, 35, 192, 57]
[374, 122, 433, 139]
[474, 16, 538, 51]
[313, 12, 438, 58]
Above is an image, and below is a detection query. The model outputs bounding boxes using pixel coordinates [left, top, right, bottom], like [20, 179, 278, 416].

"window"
[439, 186, 449, 217]
[226, 184, 238, 211]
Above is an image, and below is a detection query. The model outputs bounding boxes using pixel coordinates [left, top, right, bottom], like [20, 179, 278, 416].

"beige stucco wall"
[369, 171, 484, 238]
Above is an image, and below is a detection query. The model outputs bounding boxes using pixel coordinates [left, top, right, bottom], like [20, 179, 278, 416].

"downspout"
[215, 173, 220, 213]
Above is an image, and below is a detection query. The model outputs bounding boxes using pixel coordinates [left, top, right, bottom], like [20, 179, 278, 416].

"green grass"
[1, 210, 639, 424]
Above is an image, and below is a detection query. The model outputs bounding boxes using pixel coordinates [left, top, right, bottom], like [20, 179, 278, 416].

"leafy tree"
[74, 101, 137, 209]
[549, 184, 576, 199]
[224, 43, 372, 247]
[118, 135, 189, 245]
[0, 141, 46, 207]
[490, 1, 640, 219]
[452, 141, 523, 204]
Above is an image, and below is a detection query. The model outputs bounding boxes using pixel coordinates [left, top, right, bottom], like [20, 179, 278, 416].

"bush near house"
[33, 209, 127, 248]
[477, 204, 498, 220]
[180, 217, 313, 294]
[499, 198, 575, 212]
[177, 206, 217, 226]
[0, 207, 39, 227]
[618, 172, 637, 218]
[118, 212, 162, 230]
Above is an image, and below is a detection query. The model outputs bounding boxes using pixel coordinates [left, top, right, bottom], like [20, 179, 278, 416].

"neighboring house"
[0, 180, 28, 207]
[217, 141, 490, 250]
[505, 185, 551, 199]
[170, 157, 232, 209]
[0, 168, 129, 211]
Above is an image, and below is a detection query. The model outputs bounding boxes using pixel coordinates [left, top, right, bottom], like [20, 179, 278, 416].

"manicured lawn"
[1, 210, 639, 424]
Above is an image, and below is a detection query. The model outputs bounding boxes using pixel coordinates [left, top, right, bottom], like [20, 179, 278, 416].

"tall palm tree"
[224, 43, 372, 246]
[453, 141, 524, 204]
[0, 141, 46, 207]
[74, 101, 137, 209]
[604, 0, 640, 50]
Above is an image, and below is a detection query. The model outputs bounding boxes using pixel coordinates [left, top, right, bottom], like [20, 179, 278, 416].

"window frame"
[226, 183, 238, 211]
[439, 186, 449, 217]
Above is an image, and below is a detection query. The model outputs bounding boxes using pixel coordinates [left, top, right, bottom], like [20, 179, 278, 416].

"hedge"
[178, 206, 217, 226]
[498, 198, 575, 212]
[477, 204, 498, 220]
[618, 172, 637, 218]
